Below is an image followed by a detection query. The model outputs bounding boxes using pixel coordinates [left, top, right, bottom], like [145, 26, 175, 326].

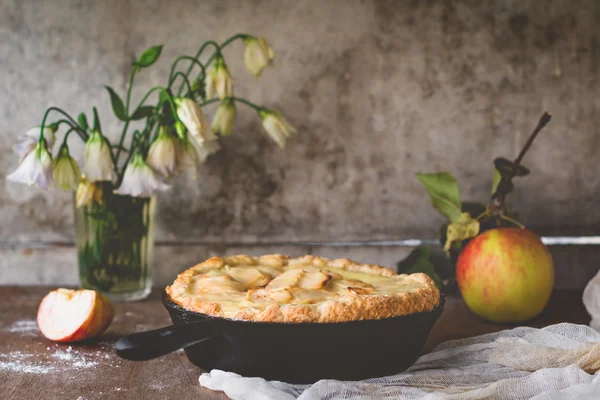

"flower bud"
[83, 130, 116, 182]
[211, 100, 237, 136]
[53, 145, 81, 191]
[206, 57, 233, 100]
[259, 109, 297, 148]
[175, 98, 217, 142]
[146, 127, 178, 178]
[76, 176, 103, 208]
[243, 36, 274, 78]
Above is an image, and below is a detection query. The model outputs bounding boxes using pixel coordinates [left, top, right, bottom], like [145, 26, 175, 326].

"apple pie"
[166, 254, 441, 323]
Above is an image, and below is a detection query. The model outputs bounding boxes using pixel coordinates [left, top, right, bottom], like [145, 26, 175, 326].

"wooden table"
[0, 287, 590, 400]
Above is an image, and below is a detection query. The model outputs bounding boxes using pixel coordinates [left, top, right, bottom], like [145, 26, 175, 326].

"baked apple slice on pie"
[166, 254, 441, 323]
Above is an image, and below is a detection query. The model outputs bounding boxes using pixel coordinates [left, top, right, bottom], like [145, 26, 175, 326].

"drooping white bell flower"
[53, 145, 81, 191]
[7, 139, 54, 189]
[259, 109, 297, 148]
[175, 98, 217, 142]
[211, 100, 236, 136]
[191, 136, 221, 164]
[14, 126, 56, 163]
[146, 127, 178, 178]
[75, 176, 103, 208]
[175, 138, 200, 171]
[83, 130, 116, 182]
[114, 153, 169, 198]
[206, 57, 233, 100]
[243, 36, 274, 78]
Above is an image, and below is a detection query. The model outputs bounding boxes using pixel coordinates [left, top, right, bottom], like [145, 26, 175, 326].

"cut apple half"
[37, 288, 116, 343]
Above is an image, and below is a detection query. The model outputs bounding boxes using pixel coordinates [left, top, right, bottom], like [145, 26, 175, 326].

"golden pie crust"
[166, 254, 441, 323]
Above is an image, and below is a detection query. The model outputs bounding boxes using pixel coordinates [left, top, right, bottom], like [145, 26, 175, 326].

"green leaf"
[105, 86, 127, 121]
[134, 45, 163, 68]
[397, 247, 442, 289]
[444, 212, 480, 252]
[130, 106, 155, 121]
[416, 172, 462, 222]
[78, 113, 89, 131]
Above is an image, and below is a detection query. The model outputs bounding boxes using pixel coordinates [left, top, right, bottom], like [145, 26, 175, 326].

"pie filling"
[166, 254, 441, 323]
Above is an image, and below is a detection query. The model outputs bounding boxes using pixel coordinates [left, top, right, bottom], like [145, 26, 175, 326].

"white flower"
[114, 153, 169, 198]
[175, 136, 221, 172]
[259, 109, 297, 148]
[146, 128, 178, 178]
[206, 57, 233, 100]
[175, 139, 200, 171]
[191, 137, 221, 164]
[14, 126, 56, 163]
[176, 98, 217, 142]
[211, 100, 236, 136]
[75, 176, 103, 208]
[243, 36, 274, 78]
[84, 130, 116, 182]
[7, 139, 54, 189]
[53, 145, 81, 191]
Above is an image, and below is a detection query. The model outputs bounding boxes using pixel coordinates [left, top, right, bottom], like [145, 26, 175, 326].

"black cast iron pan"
[116, 291, 445, 383]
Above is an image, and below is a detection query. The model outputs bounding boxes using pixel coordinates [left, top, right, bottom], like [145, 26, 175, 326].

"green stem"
[169, 71, 193, 94]
[231, 96, 261, 111]
[115, 70, 137, 163]
[39, 107, 88, 143]
[169, 56, 206, 86]
[53, 119, 87, 142]
[116, 132, 141, 186]
[131, 86, 177, 118]
[198, 98, 220, 107]
[176, 41, 220, 96]
[205, 34, 247, 67]
[60, 127, 77, 147]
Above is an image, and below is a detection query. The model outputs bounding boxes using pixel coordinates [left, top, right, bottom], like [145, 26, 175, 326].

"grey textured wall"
[1, 0, 599, 285]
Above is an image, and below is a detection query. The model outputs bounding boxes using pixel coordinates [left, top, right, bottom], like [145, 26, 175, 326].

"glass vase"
[74, 182, 155, 302]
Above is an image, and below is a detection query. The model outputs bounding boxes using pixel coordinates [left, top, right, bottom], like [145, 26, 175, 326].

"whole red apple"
[456, 227, 554, 323]
[37, 288, 115, 342]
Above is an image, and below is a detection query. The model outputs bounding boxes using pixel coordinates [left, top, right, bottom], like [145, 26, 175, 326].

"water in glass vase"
[74, 182, 155, 302]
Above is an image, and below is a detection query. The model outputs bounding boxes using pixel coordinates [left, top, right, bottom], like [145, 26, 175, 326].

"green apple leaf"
[416, 172, 462, 222]
[130, 106, 155, 121]
[444, 212, 480, 252]
[396, 247, 442, 289]
[134, 45, 163, 68]
[105, 86, 127, 121]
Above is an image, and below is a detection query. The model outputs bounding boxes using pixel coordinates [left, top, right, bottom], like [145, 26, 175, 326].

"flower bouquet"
[7, 34, 296, 301]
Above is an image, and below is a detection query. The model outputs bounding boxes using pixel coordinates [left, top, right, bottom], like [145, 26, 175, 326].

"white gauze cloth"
[583, 269, 600, 332]
[199, 323, 600, 399]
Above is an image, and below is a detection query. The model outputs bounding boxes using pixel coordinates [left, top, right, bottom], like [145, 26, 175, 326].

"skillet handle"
[115, 319, 225, 361]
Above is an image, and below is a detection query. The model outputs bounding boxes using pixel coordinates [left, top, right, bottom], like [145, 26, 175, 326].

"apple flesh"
[456, 228, 554, 323]
[37, 288, 115, 342]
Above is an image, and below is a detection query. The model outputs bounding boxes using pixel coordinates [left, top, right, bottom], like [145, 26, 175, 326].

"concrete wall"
[1, 0, 599, 285]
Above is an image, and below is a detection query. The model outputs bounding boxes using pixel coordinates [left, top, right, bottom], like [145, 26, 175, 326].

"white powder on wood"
[6, 320, 39, 336]
[0, 347, 101, 375]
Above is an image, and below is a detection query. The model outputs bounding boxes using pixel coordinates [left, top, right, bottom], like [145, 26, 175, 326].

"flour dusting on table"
[6, 319, 39, 336]
[0, 345, 120, 375]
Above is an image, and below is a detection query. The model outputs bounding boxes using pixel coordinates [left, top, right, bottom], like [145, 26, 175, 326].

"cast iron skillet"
[116, 291, 445, 383]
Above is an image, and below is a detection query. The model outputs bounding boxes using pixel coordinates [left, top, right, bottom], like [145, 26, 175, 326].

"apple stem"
[511, 112, 552, 177]
[489, 112, 552, 215]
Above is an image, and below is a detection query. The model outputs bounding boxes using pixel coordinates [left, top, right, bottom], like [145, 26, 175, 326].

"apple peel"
[37, 288, 115, 342]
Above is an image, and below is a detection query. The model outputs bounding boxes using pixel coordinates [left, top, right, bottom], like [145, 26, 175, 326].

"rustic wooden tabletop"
[0, 287, 590, 400]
